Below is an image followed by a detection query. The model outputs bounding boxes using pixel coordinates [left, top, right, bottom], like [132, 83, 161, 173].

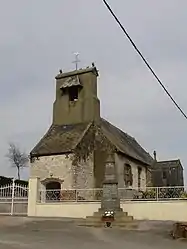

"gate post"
[11, 178, 15, 215]
[28, 177, 39, 217]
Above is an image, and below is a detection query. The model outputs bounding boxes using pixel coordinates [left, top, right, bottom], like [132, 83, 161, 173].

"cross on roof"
[72, 52, 80, 70]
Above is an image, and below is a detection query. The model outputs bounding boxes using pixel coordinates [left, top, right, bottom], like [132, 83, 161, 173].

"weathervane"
[72, 52, 80, 70]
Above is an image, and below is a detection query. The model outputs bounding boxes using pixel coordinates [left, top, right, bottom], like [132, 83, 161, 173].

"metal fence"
[39, 188, 103, 202]
[0, 180, 28, 215]
[39, 186, 187, 203]
[119, 186, 187, 201]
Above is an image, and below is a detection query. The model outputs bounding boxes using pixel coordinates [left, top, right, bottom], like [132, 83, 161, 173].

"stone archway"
[41, 178, 63, 202]
[46, 181, 61, 201]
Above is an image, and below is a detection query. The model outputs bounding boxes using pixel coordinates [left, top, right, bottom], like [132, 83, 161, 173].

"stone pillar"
[28, 177, 39, 217]
[101, 153, 122, 212]
[40, 183, 46, 203]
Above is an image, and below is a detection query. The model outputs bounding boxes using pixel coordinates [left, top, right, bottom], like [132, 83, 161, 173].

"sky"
[0, 0, 187, 182]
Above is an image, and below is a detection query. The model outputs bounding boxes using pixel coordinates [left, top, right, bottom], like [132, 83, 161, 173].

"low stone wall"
[32, 202, 100, 218]
[28, 178, 187, 221]
[122, 201, 187, 222]
[28, 200, 187, 222]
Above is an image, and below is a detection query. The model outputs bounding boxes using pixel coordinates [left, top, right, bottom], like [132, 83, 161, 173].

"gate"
[0, 180, 28, 215]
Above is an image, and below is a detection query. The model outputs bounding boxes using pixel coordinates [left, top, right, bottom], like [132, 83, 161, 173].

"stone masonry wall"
[30, 154, 94, 190]
[146, 168, 153, 187]
[71, 153, 94, 190]
[115, 153, 147, 189]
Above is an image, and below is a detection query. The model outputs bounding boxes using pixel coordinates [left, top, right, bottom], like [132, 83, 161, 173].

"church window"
[124, 164, 133, 187]
[68, 86, 78, 101]
[138, 167, 142, 188]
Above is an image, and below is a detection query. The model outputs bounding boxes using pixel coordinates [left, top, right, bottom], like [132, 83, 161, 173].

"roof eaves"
[55, 67, 99, 80]
[30, 150, 73, 159]
[116, 149, 150, 166]
[157, 159, 180, 164]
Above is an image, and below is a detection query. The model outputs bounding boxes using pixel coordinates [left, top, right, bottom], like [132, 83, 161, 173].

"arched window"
[138, 167, 142, 188]
[124, 164, 133, 187]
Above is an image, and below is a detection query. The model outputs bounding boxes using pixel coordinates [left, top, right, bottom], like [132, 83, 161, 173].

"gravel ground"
[0, 217, 186, 249]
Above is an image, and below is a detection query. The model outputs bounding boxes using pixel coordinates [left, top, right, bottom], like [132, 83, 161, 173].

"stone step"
[114, 212, 128, 217]
[115, 216, 133, 222]
[85, 216, 103, 222]
[93, 211, 128, 218]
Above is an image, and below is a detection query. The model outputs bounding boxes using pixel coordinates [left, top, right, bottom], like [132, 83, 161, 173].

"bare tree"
[6, 143, 29, 180]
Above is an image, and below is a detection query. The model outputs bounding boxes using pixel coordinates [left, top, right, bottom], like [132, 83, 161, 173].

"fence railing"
[119, 186, 187, 201]
[39, 186, 187, 203]
[39, 188, 103, 202]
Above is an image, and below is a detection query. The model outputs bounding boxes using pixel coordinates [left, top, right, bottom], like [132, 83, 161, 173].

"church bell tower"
[53, 65, 100, 125]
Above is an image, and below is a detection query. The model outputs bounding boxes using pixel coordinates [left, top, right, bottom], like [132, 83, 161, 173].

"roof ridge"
[157, 159, 180, 163]
[72, 122, 93, 149]
[101, 118, 134, 138]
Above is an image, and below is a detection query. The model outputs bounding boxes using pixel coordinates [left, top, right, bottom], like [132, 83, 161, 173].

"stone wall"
[30, 200, 187, 221]
[30, 153, 94, 190]
[71, 153, 94, 190]
[115, 153, 147, 189]
[30, 155, 73, 188]
[146, 168, 153, 187]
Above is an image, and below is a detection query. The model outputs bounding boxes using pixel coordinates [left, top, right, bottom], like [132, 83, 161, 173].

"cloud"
[0, 0, 187, 182]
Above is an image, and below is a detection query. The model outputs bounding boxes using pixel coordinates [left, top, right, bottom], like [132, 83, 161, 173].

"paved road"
[0, 217, 186, 249]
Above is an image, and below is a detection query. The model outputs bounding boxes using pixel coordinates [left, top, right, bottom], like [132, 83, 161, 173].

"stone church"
[151, 151, 184, 187]
[29, 64, 154, 191]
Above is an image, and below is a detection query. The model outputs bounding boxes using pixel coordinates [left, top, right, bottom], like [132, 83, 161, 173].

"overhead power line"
[102, 0, 187, 120]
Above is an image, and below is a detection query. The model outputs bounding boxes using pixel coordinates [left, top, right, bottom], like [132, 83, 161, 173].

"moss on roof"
[30, 118, 153, 165]
[30, 122, 91, 157]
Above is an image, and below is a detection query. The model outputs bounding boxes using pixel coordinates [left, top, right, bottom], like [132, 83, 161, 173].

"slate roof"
[30, 122, 91, 157]
[100, 119, 153, 165]
[154, 159, 183, 169]
[30, 118, 153, 165]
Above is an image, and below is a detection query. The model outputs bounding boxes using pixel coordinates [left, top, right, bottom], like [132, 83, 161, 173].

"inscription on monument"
[105, 162, 116, 182]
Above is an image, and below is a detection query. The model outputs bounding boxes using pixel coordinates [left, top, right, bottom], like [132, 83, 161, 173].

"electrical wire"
[102, 0, 187, 120]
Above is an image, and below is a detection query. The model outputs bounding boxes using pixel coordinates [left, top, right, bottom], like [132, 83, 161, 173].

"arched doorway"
[41, 178, 62, 202]
[46, 181, 61, 201]
[46, 181, 61, 191]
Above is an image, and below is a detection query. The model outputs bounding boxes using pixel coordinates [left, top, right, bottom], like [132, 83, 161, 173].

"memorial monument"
[79, 153, 137, 228]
